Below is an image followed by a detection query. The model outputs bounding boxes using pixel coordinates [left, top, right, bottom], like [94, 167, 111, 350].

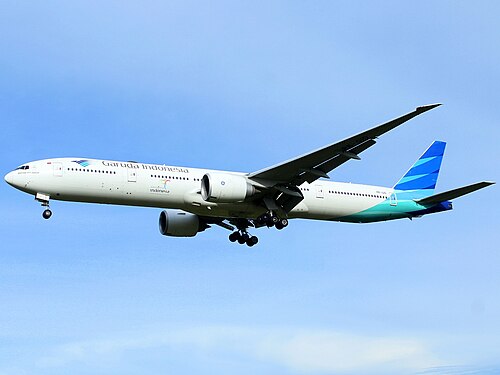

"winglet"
[416, 103, 442, 113]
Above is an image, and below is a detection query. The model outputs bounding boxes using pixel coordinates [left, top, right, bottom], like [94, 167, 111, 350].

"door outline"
[127, 167, 137, 182]
[390, 192, 397, 206]
[315, 185, 324, 199]
[53, 162, 63, 177]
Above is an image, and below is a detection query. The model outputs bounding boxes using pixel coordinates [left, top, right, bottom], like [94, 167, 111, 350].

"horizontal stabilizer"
[415, 181, 495, 205]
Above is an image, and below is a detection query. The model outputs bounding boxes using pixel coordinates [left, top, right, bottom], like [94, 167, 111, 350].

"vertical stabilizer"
[393, 141, 446, 197]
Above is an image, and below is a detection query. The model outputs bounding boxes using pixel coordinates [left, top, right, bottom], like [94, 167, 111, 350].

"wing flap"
[299, 138, 377, 184]
[415, 181, 495, 205]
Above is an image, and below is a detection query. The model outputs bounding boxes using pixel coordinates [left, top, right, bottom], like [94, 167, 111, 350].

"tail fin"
[393, 141, 446, 197]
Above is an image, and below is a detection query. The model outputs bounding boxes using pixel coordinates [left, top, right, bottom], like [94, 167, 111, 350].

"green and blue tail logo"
[394, 141, 446, 198]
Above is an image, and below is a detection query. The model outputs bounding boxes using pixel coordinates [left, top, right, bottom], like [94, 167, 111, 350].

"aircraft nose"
[4, 171, 16, 186]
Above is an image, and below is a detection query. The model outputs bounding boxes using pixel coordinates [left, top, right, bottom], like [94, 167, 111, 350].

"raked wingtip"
[416, 103, 442, 112]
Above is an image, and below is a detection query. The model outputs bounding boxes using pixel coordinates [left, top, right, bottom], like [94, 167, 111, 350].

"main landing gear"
[228, 231, 259, 247]
[256, 212, 288, 230]
[225, 218, 259, 247]
[225, 211, 289, 247]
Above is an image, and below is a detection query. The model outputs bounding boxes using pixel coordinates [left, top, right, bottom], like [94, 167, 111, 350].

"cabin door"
[315, 185, 324, 199]
[127, 167, 137, 182]
[53, 162, 63, 177]
[390, 192, 398, 206]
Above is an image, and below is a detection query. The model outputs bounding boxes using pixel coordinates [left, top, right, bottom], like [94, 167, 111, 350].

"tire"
[238, 233, 248, 244]
[261, 213, 271, 222]
[246, 236, 258, 247]
[42, 209, 52, 220]
[229, 232, 239, 242]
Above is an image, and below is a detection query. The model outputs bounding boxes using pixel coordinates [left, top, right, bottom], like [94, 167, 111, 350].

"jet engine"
[159, 209, 205, 237]
[201, 173, 255, 203]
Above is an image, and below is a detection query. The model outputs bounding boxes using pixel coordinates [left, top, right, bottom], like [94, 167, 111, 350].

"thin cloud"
[36, 325, 440, 374]
[256, 331, 439, 373]
[417, 365, 500, 375]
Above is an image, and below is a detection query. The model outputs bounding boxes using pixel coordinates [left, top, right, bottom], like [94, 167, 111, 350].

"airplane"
[4, 104, 494, 246]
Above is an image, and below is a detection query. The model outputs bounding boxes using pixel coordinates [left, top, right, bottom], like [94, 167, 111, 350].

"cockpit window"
[15, 165, 30, 170]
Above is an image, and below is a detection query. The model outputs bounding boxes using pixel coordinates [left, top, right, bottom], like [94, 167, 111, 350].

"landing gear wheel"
[261, 213, 271, 223]
[246, 236, 259, 247]
[257, 212, 274, 227]
[275, 219, 288, 230]
[42, 209, 52, 220]
[271, 215, 280, 224]
[238, 233, 249, 245]
[229, 232, 240, 242]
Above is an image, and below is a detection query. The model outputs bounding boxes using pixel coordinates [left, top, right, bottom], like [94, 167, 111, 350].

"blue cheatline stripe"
[335, 198, 453, 223]
[413, 156, 435, 167]
[397, 173, 430, 184]
[404, 158, 442, 177]
[395, 172, 439, 190]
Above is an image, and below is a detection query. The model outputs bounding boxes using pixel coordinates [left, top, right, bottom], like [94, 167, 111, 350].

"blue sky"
[0, 1, 499, 374]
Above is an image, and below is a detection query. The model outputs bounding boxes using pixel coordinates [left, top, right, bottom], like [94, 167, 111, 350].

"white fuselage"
[6, 158, 395, 222]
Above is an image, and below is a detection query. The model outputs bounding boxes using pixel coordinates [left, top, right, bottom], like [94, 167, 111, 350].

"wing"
[248, 104, 442, 186]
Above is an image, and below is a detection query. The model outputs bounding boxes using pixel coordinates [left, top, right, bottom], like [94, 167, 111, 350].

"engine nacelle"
[201, 172, 255, 203]
[159, 209, 202, 237]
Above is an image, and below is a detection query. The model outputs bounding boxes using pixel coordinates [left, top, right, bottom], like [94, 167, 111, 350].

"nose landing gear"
[35, 192, 52, 220]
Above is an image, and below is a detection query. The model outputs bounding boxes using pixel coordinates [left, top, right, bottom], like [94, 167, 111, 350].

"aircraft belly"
[182, 200, 263, 219]
[40, 175, 183, 209]
[336, 200, 423, 223]
[291, 195, 383, 220]
[47, 176, 263, 217]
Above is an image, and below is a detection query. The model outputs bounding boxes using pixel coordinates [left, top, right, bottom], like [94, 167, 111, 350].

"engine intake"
[159, 209, 205, 237]
[201, 173, 255, 203]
